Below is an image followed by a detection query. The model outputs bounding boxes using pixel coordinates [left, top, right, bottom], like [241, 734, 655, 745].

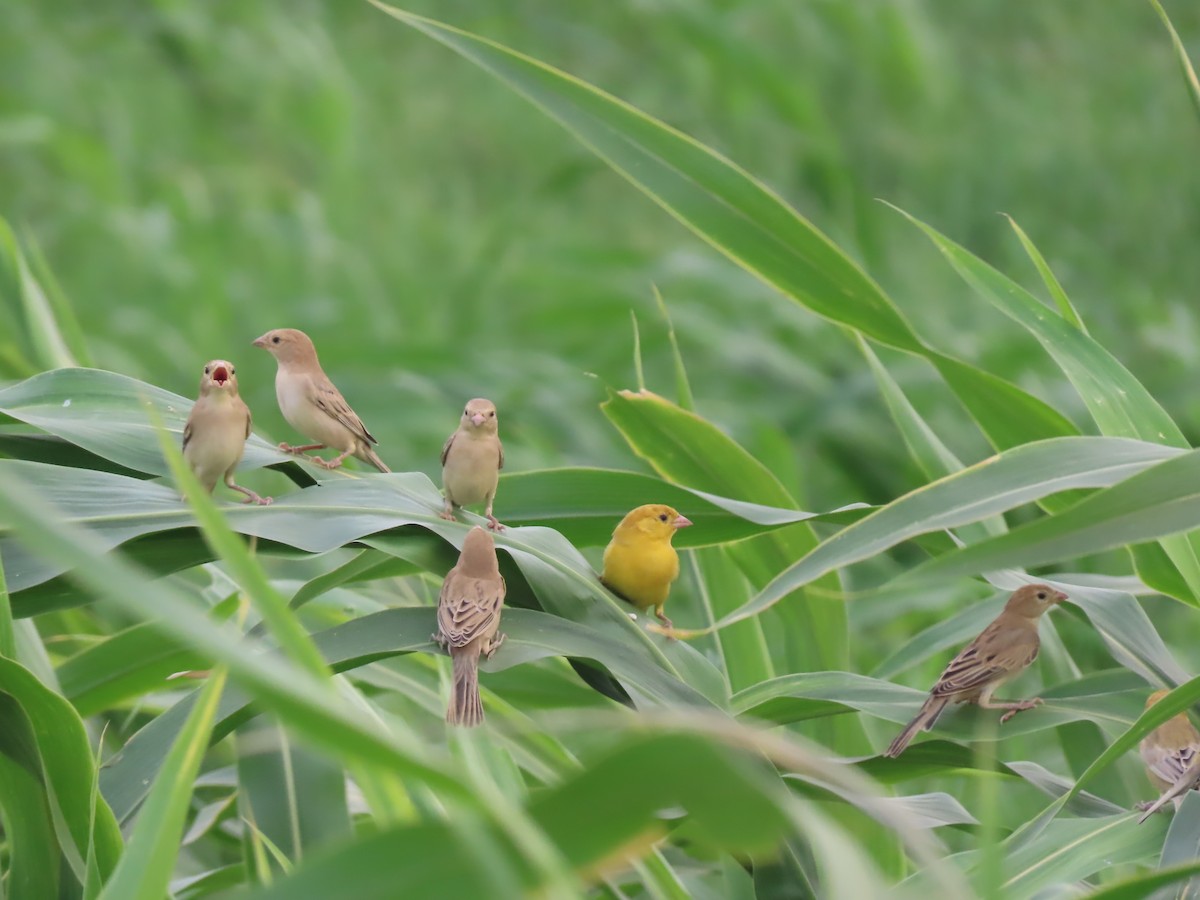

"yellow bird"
[600, 504, 692, 630]
[1137, 689, 1200, 822]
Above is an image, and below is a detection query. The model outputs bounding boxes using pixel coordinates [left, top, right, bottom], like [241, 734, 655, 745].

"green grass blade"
[1150, 0, 1200, 123]
[97, 666, 229, 900]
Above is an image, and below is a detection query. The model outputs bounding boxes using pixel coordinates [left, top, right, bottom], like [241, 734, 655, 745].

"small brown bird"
[1137, 690, 1200, 822]
[884, 584, 1066, 758]
[433, 526, 506, 727]
[182, 359, 271, 505]
[440, 398, 504, 531]
[600, 504, 692, 631]
[251, 328, 389, 473]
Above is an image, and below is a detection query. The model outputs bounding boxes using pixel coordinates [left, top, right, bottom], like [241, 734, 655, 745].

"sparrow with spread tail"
[440, 398, 504, 531]
[182, 359, 271, 505]
[433, 526, 506, 727]
[884, 584, 1066, 758]
[252, 328, 389, 473]
[1137, 689, 1200, 822]
[600, 504, 692, 631]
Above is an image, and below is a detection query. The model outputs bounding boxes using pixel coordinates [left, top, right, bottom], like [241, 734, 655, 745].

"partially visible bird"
[884, 584, 1066, 758]
[600, 504, 692, 631]
[440, 398, 504, 531]
[433, 526, 507, 727]
[251, 328, 389, 473]
[1137, 690, 1200, 822]
[182, 359, 271, 505]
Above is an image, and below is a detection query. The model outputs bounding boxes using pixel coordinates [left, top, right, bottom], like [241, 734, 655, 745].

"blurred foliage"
[3, 0, 1200, 897]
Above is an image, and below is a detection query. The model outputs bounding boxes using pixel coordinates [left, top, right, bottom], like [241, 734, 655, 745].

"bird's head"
[458, 526, 500, 578]
[199, 359, 239, 395]
[1146, 689, 1172, 709]
[614, 504, 692, 543]
[1005, 583, 1067, 618]
[252, 328, 317, 366]
[460, 398, 499, 434]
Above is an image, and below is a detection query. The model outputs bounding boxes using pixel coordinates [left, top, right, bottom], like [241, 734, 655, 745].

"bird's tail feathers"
[884, 696, 948, 758]
[358, 445, 390, 473]
[447, 649, 484, 727]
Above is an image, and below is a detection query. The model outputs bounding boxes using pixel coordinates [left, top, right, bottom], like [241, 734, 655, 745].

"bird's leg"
[654, 604, 677, 640]
[483, 633, 506, 660]
[312, 448, 353, 470]
[484, 493, 505, 532]
[979, 696, 1043, 724]
[439, 495, 457, 522]
[280, 442, 325, 454]
[226, 476, 273, 506]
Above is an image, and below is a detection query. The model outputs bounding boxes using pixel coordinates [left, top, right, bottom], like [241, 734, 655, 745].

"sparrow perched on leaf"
[252, 328, 389, 473]
[440, 398, 504, 531]
[600, 504, 692, 631]
[884, 584, 1066, 758]
[433, 526, 506, 727]
[182, 359, 271, 505]
[1137, 690, 1200, 822]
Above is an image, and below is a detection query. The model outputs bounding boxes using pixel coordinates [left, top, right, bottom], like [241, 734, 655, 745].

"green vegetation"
[3, 1, 1200, 896]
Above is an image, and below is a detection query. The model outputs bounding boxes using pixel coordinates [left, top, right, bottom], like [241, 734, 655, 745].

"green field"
[3, 1, 1200, 897]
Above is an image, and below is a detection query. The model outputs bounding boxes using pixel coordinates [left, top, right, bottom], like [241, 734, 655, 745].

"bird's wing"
[1144, 741, 1200, 787]
[437, 570, 504, 649]
[241, 398, 252, 440]
[930, 623, 1038, 698]
[311, 375, 377, 445]
[440, 431, 457, 467]
[182, 403, 199, 452]
[497, 437, 504, 470]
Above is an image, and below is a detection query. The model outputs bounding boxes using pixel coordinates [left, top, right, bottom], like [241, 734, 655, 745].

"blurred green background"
[3, 0, 1198, 511]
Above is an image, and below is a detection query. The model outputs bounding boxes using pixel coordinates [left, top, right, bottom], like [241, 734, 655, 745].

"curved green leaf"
[709, 436, 1182, 630]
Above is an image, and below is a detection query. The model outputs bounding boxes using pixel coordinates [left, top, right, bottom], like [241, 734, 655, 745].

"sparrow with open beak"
[182, 359, 271, 505]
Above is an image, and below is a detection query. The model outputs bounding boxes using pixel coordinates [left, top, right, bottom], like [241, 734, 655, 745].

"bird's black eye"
[272, 335, 281, 344]
[658, 513, 668, 522]
[488, 410, 495, 417]
[204, 366, 210, 374]
[464, 408, 470, 416]
[1036, 591, 1046, 600]
[230, 367, 235, 375]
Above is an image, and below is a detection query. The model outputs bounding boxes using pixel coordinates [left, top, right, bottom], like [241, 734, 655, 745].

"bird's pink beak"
[1052, 589, 1068, 603]
[212, 365, 230, 387]
[470, 413, 486, 426]
[251, 335, 268, 348]
[673, 515, 693, 529]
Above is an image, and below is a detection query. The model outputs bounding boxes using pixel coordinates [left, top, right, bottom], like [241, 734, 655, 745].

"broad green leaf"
[242, 732, 797, 899]
[0, 221, 77, 370]
[0, 368, 310, 483]
[707, 436, 1181, 631]
[97, 667, 228, 900]
[1086, 860, 1200, 900]
[0, 475, 468, 801]
[0, 749, 59, 900]
[731, 668, 1145, 743]
[0, 656, 123, 886]
[235, 720, 350, 871]
[372, 3, 1076, 458]
[100, 608, 715, 822]
[57, 622, 207, 716]
[910, 449, 1200, 587]
[500, 466, 866, 548]
[895, 204, 1200, 603]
